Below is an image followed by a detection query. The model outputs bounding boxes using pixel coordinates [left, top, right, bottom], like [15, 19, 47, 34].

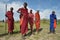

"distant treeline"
[0, 19, 60, 23]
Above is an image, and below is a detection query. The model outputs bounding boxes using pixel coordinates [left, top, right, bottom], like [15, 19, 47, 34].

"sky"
[0, 0, 60, 21]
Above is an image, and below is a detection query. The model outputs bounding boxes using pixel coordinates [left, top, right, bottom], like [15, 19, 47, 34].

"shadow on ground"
[0, 31, 20, 37]
[0, 28, 43, 37]
[26, 28, 43, 36]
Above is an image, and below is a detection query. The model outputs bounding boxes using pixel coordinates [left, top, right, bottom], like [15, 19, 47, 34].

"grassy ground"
[0, 20, 60, 40]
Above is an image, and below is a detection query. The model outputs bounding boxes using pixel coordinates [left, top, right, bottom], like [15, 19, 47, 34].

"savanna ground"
[0, 20, 60, 40]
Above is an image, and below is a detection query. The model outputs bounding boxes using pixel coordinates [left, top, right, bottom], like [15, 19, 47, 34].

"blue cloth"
[50, 14, 56, 32]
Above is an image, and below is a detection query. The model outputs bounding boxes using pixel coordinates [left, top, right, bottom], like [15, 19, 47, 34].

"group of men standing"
[5, 2, 57, 37]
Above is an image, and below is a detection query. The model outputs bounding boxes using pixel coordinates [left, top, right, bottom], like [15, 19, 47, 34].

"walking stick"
[5, 4, 7, 34]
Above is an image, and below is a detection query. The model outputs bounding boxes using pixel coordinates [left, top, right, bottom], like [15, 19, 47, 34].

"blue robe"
[50, 14, 56, 32]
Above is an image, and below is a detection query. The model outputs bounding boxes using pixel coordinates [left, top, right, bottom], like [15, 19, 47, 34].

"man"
[17, 2, 28, 37]
[5, 7, 14, 34]
[28, 10, 34, 34]
[35, 10, 40, 33]
[49, 11, 57, 34]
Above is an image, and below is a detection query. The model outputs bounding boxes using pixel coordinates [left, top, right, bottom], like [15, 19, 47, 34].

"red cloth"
[35, 12, 40, 31]
[54, 19, 57, 29]
[18, 8, 28, 35]
[28, 13, 34, 32]
[6, 11, 14, 33]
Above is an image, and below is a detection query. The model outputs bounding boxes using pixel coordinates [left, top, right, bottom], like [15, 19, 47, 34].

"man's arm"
[17, 8, 21, 13]
[17, 8, 23, 18]
[55, 15, 57, 24]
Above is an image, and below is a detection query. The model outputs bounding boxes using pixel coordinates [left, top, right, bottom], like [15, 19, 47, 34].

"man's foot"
[53, 32, 56, 34]
[24, 34, 27, 37]
[8, 32, 11, 35]
[22, 35, 26, 40]
[48, 32, 51, 34]
[8, 32, 13, 35]
[31, 34, 34, 37]
[35, 31, 38, 34]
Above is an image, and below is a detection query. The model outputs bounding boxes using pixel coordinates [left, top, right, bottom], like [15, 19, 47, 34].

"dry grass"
[0, 21, 60, 40]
